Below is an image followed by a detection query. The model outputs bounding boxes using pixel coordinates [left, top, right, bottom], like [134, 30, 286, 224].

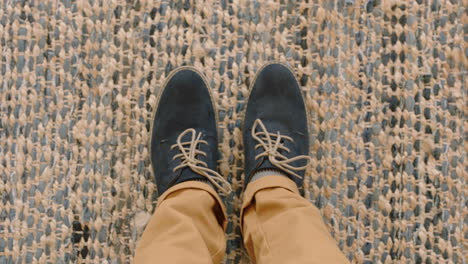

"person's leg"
[241, 175, 349, 264]
[135, 67, 230, 263]
[135, 181, 226, 264]
[241, 63, 348, 263]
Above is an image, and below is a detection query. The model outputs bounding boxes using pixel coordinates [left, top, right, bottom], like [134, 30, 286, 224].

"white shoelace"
[252, 119, 312, 179]
[171, 128, 232, 194]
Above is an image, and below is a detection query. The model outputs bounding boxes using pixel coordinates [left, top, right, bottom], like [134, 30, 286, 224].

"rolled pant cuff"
[240, 175, 299, 231]
[157, 181, 228, 230]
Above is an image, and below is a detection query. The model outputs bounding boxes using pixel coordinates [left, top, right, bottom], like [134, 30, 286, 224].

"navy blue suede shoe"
[242, 63, 312, 190]
[150, 67, 230, 196]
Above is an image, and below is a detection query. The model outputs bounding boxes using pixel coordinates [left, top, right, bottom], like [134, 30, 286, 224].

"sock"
[251, 168, 288, 182]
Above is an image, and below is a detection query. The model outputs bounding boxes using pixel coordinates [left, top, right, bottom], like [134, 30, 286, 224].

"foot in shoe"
[150, 67, 231, 196]
[243, 63, 311, 189]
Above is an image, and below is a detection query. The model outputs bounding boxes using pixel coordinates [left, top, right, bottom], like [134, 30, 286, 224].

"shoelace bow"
[171, 128, 231, 194]
[252, 119, 312, 179]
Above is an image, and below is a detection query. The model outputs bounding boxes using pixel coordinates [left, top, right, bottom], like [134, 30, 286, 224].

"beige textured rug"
[0, 0, 466, 263]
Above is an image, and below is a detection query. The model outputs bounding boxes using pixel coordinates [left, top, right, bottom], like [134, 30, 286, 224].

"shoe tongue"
[254, 157, 284, 175]
[179, 167, 201, 180]
[256, 157, 275, 171]
[168, 166, 206, 188]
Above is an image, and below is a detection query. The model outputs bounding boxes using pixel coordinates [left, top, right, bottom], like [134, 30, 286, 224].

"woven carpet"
[0, 0, 466, 263]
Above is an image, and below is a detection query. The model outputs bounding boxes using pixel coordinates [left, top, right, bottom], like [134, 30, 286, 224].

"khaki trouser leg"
[134, 181, 227, 264]
[241, 175, 349, 264]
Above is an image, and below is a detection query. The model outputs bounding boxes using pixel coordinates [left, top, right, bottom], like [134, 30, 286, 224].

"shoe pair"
[150, 63, 311, 196]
